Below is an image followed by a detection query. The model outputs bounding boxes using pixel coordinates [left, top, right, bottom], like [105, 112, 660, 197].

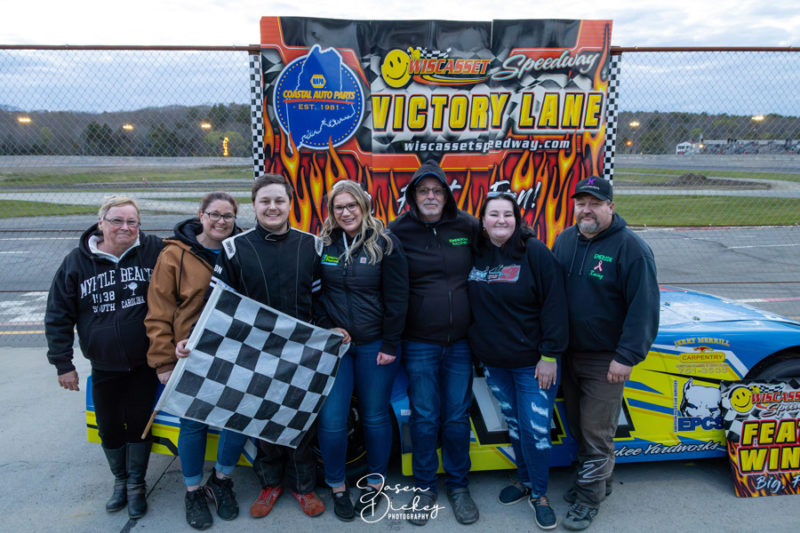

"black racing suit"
[212, 223, 330, 493]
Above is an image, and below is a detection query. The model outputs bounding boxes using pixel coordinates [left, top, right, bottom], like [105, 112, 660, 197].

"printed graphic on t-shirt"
[468, 264, 521, 283]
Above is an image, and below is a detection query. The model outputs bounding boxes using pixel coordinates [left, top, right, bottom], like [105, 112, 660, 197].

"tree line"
[1, 104, 798, 157]
[0, 103, 251, 157]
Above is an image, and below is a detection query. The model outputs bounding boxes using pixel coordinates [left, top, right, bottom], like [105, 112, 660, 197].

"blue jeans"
[317, 340, 400, 487]
[178, 418, 249, 486]
[403, 339, 473, 493]
[484, 364, 560, 498]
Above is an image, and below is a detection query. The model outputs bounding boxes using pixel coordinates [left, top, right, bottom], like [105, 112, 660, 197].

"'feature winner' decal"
[274, 45, 364, 151]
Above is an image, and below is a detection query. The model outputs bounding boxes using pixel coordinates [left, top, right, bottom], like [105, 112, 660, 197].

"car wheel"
[750, 352, 800, 379]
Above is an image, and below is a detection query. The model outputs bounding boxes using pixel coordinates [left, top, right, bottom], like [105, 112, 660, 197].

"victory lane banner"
[720, 378, 800, 497]
[257, 17, 613, 247]
[154, 283, 348, 448]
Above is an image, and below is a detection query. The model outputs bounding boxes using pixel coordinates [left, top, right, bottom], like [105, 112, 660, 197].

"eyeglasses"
[204, 211, 236, 222]
[487, 190, 517, 201]
[333, 202, 360, 214]
[417, 187, 446, 197]
[103, 217, 139, 228]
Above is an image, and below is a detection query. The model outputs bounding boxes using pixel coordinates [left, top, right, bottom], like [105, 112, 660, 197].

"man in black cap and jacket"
[552, 176, 659, 531]
[389, 160, 480, 526]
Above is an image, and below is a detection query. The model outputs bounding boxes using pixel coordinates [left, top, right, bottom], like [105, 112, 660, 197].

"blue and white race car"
[86, 287, 800, 473]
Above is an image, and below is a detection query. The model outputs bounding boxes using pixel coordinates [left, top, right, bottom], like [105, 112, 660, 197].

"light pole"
[628, 120, 640, 154]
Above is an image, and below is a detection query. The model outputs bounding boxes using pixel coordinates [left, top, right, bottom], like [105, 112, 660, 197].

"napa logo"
[274, 45, 364, 151]
[310, 74, 326, 89]
[380, 47, 490, 89]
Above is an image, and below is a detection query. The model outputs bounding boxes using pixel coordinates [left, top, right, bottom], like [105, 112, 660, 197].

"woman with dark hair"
[45, 195, 164, 519]
[467, 191, 568, 530]
[316, 180, 409, 521]
[146, 191, 244, 529]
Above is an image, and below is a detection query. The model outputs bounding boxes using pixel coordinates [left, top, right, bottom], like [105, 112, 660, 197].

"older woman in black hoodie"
[45, 195, 163, 519]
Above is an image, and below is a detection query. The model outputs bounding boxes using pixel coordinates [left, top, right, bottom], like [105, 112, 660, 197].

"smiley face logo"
[729, 386, 753, 413]
[381, 49, 411, 88]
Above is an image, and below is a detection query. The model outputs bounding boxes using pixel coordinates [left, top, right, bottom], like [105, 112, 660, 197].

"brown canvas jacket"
[145, 236, 214, 375]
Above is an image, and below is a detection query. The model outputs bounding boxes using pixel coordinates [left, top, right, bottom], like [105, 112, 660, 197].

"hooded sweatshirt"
[468, 237, 568, 368]
[388, 161, 479, 346]
[145, 218, 241, 374]
[552, 213, 659, 366]
[45, 224, 164, 375]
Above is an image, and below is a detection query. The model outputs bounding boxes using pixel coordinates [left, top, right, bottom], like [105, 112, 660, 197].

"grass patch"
[0, 166, 253, 187]
[151, 196, 251, 204]
[615, 167, 800, 185]
[615, 194, 800, 226]
[0, 200, 99, 218]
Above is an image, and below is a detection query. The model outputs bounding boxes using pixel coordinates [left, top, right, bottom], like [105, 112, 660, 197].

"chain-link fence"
[609, 48, 800, 320]
[1, 45, 799, 344]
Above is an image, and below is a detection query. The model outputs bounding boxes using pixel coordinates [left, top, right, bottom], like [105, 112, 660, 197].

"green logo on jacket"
[321, 254, 339, 266]
[449, 237, 469, 246]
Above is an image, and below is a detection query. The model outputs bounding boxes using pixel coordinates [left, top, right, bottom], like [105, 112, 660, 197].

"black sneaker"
[407, 490, 437, 526]
[529, 496, 558, 530]
[204, 470, 239, 521]
[498, 483, 531, 505]
[185, 489, 213, 530]
[447, 488, 479, 525]
[354, 485, 381, 514]
[332, 489, 355, 522]
[563, 503, 598, 531]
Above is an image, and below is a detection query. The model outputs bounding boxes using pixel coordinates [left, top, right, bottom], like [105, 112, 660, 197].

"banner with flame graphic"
[720, 379, 800, 497]
[259, 17, 612, 245]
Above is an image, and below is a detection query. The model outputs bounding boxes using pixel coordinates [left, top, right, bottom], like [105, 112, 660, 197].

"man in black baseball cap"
[553, 175, 659, 530]
[571, 176, 613, 203]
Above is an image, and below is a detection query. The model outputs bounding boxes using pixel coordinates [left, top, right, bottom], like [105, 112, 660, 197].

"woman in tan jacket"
[145, 191, 245, 530]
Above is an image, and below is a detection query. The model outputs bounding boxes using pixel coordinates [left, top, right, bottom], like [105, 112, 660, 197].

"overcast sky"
[2, 1, 798, 114]
[2, 0, 799, 46]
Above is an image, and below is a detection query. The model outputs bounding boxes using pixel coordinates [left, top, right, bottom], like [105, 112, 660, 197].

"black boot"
[126, 440, 152, 519]
[101, 445, 127, 512]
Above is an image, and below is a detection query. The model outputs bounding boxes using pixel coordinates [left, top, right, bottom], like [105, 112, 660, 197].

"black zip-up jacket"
[468, 237, 568, 368]
[319, 229, 409, 356]
[212, 223, 331, 326]
[552, 213, 659, 366]
[388, 161, 479, 346]
[45, 224, 164, 375]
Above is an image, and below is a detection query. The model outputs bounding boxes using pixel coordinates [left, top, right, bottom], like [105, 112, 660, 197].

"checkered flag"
[154, 284, 348, 448]
[414, 47, 452, 59]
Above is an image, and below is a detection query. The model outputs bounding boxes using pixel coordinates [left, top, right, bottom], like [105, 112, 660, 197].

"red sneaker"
[291, 491, 325, 517]
[250, 486, 283, 518]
